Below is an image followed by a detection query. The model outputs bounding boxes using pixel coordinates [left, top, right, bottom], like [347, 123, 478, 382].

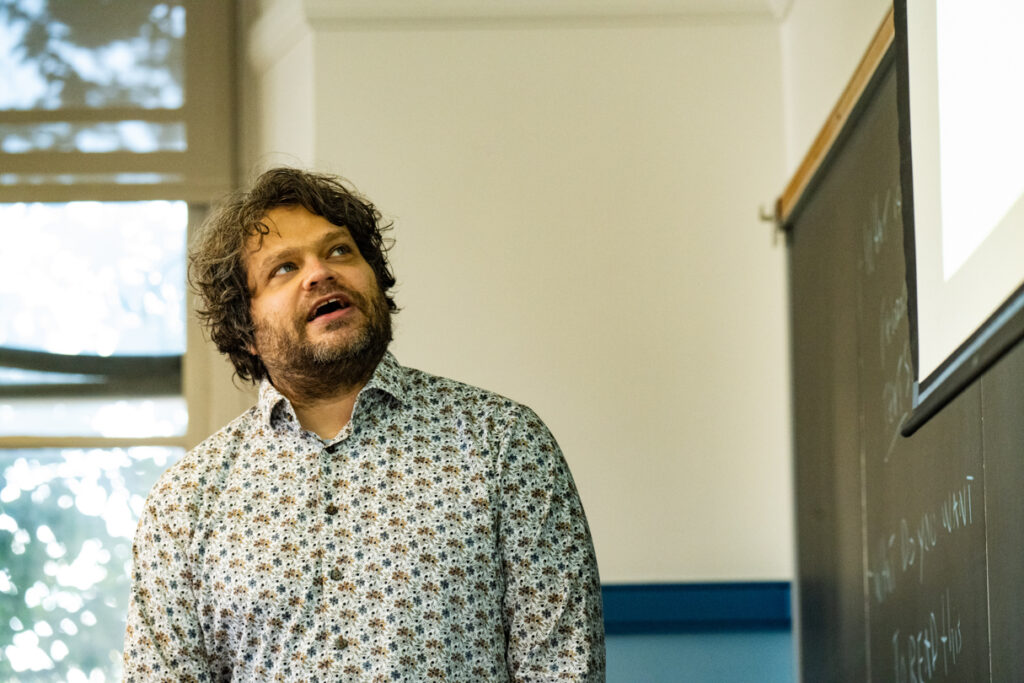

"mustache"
[301, 284, 372, 319]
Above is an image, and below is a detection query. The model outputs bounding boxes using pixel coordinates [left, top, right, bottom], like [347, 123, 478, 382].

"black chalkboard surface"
[786, 42, 1024, 683]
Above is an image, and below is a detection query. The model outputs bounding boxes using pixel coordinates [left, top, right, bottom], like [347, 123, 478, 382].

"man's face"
[244, 205, 391, 397]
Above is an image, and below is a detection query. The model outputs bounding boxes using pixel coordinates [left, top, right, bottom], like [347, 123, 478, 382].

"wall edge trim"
[602, 582, 792, 635]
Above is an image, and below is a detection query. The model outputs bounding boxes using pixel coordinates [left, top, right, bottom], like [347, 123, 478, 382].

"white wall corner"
[764, 0, 794, 21]
[248, 0, 314, 74]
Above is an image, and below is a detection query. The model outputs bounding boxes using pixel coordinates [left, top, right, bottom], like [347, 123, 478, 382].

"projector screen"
[901, 0, 1024, 404]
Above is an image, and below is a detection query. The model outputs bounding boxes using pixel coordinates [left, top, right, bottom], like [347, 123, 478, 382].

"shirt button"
[325, 504, 339, 515]
[329, 568, 342, 581]
[336, 635, 350, 650]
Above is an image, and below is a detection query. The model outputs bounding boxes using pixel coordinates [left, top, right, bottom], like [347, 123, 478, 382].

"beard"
[252, 284, 392, 403]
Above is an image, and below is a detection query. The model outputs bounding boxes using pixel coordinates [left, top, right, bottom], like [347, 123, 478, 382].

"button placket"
[323, 445, 341, 586]
[321, 448, 350, 602]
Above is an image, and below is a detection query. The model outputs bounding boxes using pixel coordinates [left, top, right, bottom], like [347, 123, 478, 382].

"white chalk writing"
[880, 284, 908, 366]
[891, 589, 963, 683]
[868, 477, 975, 604]
[881, 338, 914, 463]
[862, 187, 902, 275]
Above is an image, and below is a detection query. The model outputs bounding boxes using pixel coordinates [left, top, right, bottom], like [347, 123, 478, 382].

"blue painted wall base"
[602, 583, 794, 683]
[606, 629, 794, 683]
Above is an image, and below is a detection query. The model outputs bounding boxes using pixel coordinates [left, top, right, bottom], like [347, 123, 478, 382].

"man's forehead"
[246, 211, 352, 255]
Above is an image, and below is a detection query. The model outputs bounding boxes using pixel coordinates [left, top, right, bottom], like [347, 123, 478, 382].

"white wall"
[244, 1, 317, 173]
[779, 0, 893, 173]
[244, 1, 793, 583]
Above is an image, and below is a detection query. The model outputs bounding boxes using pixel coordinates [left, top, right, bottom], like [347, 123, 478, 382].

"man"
[122, 168, 605, 682]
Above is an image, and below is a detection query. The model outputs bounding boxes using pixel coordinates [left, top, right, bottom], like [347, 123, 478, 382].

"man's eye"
[330, 244, 351, 257]
[272, 263, 297, 277]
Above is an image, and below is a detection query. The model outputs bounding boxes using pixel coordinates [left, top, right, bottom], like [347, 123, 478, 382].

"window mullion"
[0, 108, 185, 125]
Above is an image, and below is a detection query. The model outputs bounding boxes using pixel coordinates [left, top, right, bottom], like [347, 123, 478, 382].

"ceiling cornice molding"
[249, 0, 787, 71]
[299, 0, 783, 23]
[248, 0, 311, 74]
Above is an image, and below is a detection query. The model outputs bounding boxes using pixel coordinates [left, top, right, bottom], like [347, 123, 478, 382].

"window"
[0, 2, 234, 680]
[0, 200, 188, 438]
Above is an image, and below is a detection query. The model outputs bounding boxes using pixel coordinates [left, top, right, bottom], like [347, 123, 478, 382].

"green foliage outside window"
[0, 448, 179, 682]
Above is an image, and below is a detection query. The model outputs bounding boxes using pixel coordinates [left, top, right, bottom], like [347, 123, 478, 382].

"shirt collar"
[360, 350, 407, 404]
[256, 351, 408, 428]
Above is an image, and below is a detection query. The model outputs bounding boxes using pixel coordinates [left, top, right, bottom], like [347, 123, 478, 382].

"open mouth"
[307, 297, 352, 321]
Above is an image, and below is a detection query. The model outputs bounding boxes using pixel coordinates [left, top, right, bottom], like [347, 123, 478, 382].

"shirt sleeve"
[498, 406, 605, 681]
[122, 474, 213, 683]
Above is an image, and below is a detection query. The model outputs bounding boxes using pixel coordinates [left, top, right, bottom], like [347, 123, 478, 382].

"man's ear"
[244, 329, 258, 357]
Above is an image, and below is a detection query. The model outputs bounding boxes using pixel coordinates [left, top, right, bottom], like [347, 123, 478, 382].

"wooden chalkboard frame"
[776, 10, 894, 226]
[894, 0, 1024, 436]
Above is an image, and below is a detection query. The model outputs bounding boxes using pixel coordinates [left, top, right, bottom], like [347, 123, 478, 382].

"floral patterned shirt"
[123, 352, 604, 682]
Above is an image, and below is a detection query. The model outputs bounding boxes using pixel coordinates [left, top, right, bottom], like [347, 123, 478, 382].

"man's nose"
[302, 258, 336, 289]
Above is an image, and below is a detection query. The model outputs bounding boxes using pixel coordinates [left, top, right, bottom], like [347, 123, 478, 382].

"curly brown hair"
[188, 167, 397, 383]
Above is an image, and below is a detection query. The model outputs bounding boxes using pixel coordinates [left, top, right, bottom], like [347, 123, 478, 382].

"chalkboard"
[785, 40, 1024, 682]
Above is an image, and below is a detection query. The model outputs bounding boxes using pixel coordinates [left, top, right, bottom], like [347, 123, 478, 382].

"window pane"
[0, 201, 187, 356]
[0, 1, 185, 111]
[0, 368, 102, 386]
[0, 447, 181, 683]
[0, 121, 187, 153]
[0, 172, 185, 188]
[0, 397, 188, 438]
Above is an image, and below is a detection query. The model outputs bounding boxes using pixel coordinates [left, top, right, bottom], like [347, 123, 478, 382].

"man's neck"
[286, 382, 366, 440]
[263, 348, 387, 440]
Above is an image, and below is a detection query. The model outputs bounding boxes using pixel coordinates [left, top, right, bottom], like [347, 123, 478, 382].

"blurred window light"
[0, 397, 188, 438]
[0, 201, 186, 356]
[0, 369, 102, 386]
[1, 121, 188, 154]
[0, 173, 184, 187]
[0, 447, 182, 682]
[0, 1, 185, 111]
